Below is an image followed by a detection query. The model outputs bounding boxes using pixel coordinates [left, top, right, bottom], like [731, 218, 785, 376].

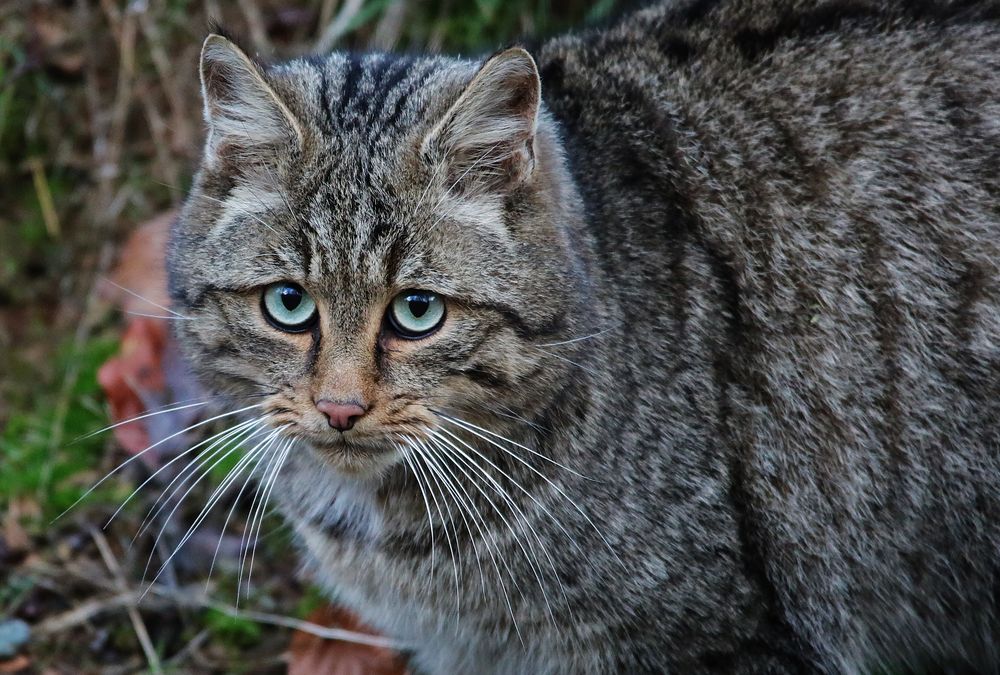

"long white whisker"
[406, 440, 462, 616]
[137, 422, 269, 584]
[103, 278, 190, 319]
[434, 425, 588, 559]
[206, 434, 290, 590]
[133, 418, 266, 543]
[244, 435, 294, 598]
[438, 420, 625, 569]
[534, 327, 614, 348]
[125, 311, 195, 321]
[396, 437, 438, 578]
[142, 424, 284, 595]
[436, 411, 592, 481]
[407, 441, 459, 599]
[108, 416, 261, 529]
[528, 348, 601, 377]
[412, 437, 521, 642]
[237, 437, 283, 602]
[407, 437, 487, 600]
[426, 433, 560, 628]
[55, 403, 264, 521]
[76, 400, 210, 442]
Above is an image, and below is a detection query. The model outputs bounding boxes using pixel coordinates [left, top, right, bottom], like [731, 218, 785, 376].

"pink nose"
[315, 400, 367, 432]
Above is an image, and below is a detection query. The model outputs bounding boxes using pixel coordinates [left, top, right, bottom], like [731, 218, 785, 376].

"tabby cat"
[167, 0, 1000, 672]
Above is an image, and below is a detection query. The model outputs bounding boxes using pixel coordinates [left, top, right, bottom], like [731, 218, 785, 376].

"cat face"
[168, 36, 584, 476]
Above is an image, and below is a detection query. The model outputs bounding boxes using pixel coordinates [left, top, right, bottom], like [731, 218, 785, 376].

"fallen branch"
[26, 560, 403, 650]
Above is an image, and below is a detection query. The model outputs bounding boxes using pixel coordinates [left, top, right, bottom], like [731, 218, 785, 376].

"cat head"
[168, 34, 590, 476]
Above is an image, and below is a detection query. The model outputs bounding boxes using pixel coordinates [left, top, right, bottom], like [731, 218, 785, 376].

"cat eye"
[261, 282, 317, 332]
[387, 290, 446, 339]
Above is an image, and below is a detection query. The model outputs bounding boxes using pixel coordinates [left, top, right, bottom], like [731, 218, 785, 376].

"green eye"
[262, 282, 317, 332]
[387, 290, 446, 339]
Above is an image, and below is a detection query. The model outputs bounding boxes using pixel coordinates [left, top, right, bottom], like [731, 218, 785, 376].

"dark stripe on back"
[735, 1, 1000, 61]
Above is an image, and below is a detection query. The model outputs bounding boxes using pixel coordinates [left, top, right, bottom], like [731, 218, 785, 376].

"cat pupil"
[408, 298, 428, 318]
[280, 288, 301, 311]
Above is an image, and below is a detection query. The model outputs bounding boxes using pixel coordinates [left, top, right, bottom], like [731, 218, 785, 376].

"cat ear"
[422, 47, 541, 190]
[199, 33, 303, 167]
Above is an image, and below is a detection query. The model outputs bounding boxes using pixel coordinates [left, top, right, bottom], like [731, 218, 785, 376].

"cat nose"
[315, 400, 367, 432]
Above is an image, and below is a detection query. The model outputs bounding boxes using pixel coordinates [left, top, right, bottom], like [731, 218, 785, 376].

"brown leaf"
[0, 656, 31, 674]
[288, 606, 409, 675]
[102, 211, 175, 313]
[96, 211, 183, 458]
[97, 317, 169, 455]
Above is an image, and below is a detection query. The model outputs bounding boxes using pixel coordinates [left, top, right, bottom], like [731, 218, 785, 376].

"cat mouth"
[307, 435, 401, 474]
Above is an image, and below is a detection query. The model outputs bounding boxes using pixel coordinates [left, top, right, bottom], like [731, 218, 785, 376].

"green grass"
[0, 331, 123, 525]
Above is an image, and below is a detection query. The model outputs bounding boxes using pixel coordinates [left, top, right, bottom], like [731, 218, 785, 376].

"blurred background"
[0, 0, 617, 671]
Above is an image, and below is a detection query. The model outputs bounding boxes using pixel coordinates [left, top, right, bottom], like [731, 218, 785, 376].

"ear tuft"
[199, 34, 303, 166]
[422, 47, 542, 190]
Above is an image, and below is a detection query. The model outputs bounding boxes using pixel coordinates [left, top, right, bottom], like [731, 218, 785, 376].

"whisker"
[237, 430, 286, 602]
[76, 400, 210, 442]
[437, 419, 625, 570]
[406, 437, 488, 600]
[396, 436, 438, 578]
[138, 422, 265, 587]
[102, 278, 190, 319]
[436, 411, 592, 481]
[528, 348, 601, 378]
[243, 434, 294, 599]
[433, 425, 587, 559]
[132, 417, 267, 541]
[55, 403, 264, 522]
[141, 424, 284, 596]
[404, 438, 462, 616]
[534, 327, 614, 348]
[426, 433, 561, 629]
[207, 435, 292, 589]
[125, 310, 195, 321]
[107, 416, 262, 530]
[411, 437, 522, 641]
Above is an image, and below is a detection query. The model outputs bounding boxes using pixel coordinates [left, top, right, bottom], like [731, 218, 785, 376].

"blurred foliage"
[0, 333, 122, 523]
[203, 608, 263, 648]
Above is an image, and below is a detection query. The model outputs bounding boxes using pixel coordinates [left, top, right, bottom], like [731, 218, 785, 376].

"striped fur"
[168, 1, 1000, 672]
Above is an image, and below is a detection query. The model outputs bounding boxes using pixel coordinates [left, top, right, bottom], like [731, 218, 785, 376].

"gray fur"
[168, 1, 1000, 672]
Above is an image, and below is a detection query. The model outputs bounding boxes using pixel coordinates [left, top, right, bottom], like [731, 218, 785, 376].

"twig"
[136, 8, 191, 178]
[315, 0, 364, 52]
[91, 528, 164, 674]
[236, 0, 272, 54]
[196, 600, 401, 650]
[27, 157, 61, 237]
[26, 559, 403, 650]
[162, 628, 210, 668]
[370, 0, 408, 51]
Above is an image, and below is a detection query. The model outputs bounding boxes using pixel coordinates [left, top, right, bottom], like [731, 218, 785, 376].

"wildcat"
[167, 0, 1000, 672]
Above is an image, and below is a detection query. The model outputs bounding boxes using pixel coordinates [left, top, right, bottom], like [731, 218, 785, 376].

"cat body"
[169, 1, 1000, 672]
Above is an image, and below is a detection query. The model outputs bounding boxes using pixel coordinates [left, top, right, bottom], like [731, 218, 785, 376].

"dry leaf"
[288, 606, 409, 675]
[97, 211, 203, 459]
